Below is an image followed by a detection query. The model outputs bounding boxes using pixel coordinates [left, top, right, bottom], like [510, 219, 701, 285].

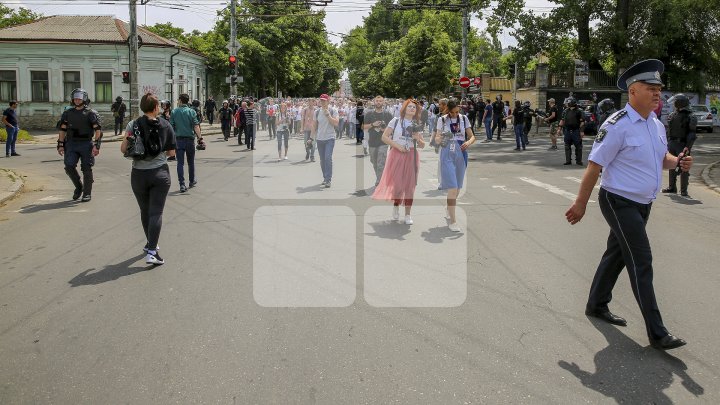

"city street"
[1, 126, 720, 403]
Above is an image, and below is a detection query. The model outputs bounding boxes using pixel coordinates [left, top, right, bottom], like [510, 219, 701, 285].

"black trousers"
[64, 139, 94, 196]
[245, 124, 255, 149]
[206, 110, 214, 125]
[667, 139, 689, 193]
[131, 165, 170, 251]
[587, 188, 669, 340]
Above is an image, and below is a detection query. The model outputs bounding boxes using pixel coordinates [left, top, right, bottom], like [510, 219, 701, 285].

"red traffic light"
[228, 55, 237, 63]
[122, 71, 130, 84]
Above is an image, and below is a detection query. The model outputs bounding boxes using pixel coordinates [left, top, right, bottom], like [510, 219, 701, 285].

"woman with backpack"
[120, 93, 176, 266]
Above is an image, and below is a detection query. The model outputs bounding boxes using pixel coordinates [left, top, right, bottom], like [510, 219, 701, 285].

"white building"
[0, 15, 207, 129]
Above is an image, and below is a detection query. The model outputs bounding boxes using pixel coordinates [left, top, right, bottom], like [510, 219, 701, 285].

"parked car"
[691, 105, 714, 132]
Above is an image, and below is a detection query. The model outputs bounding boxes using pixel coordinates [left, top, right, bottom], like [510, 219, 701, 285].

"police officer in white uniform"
[565, 59, 693, 350]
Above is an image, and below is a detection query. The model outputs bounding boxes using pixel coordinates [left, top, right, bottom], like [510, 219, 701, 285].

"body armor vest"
[64, 108, 96, 139]
[668, 111, 690, 141]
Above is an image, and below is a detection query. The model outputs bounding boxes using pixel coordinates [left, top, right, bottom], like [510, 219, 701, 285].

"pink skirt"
[372, 148, 418, 201]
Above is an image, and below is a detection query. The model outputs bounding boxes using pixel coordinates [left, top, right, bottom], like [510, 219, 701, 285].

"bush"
[0, 127, 33, 142]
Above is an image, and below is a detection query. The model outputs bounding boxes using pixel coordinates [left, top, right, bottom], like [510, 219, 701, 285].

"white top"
[589, 103, 668, 204]
[315, 107, 338, 141]
[436, 114, 471, 141]
[388, 118, 417, 149]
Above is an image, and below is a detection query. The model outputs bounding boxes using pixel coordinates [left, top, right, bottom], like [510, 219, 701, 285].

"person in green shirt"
[170, 94, 203, 193]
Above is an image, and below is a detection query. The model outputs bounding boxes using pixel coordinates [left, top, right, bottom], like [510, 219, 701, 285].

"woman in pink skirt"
[372, 99, 426, 224]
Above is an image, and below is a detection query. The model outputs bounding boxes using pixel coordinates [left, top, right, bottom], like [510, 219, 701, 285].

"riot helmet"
[496, 94, 502, 101]
[70, 88, 89, 106]
[523, 101, 531, 108]
[598, 98, 615, 113]
[116, 96, 123, 102]
[672, 93, 690, 110]
[566, 97, 577, 108]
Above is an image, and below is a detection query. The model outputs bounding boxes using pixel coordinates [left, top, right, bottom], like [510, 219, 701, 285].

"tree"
[0, 3, 43, 29]
[144, 22, 188, 45]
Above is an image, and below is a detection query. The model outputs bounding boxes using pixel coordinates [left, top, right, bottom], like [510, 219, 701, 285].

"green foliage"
[341, 2, 507, 98]
[0, 3, 43, 29]
[144, 23, 188, 45]
[0, 127, 33, 142]
[511, 0, 720, 92]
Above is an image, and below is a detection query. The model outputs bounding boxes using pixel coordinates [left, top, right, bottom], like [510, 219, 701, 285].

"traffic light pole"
[460, 7, 468, 98]
[129, 0, 139, 119]
[230, 0, 237, 96]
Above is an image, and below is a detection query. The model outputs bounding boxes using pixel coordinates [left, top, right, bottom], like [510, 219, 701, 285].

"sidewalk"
[0, 167, 24, 206]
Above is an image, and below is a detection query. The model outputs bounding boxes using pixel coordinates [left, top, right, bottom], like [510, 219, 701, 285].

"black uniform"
[562, 107, 585, 165]
[60, 107, 101, 198]
[204, 99, 217, 125]
[665, 109, 697, 195]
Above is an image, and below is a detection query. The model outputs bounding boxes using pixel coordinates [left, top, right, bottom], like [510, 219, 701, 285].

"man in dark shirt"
[2, 100, 19, 157]
[491, 95, 505, 141]
[110, 97, 126, 136]
[363, 95, 394, 186]
[204, 96, 217, 125]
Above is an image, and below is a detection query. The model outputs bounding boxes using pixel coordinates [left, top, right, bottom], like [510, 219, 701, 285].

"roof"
[0, 15, 204, 57]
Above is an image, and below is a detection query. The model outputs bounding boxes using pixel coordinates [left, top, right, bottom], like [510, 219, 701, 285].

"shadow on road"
[365, 220, 411, 241]
[558, 318, 704, 404]
[19, 200, 79, 213]
[665, 194, 703, 205]
[68, 254, 153, 286]
[420, 225, 464, 243]
[295, 184, 326, 194]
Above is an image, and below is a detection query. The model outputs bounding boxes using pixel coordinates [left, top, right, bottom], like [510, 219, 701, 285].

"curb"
[0, 169, 25, 206]
[700, 160, 720, 195]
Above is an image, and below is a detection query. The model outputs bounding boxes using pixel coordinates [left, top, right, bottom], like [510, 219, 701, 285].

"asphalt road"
[1, 126, 720, 404]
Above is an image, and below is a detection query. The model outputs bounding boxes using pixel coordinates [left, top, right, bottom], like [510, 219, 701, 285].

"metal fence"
[517, 71, 536, 88]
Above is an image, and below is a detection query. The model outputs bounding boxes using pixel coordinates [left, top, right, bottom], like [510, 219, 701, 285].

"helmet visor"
[72, 90, 85, 100]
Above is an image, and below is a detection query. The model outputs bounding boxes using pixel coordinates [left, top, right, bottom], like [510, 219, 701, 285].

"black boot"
[81, 167, 93, 200]
[564, 145, 572, 165]
[65, 166, 83, 200]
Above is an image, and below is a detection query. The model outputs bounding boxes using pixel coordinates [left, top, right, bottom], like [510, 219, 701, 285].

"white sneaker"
[146, 252, 165, 265]
[448, 222, 462, 232]
[284, 156, 288, 160]
[404, 215, 413, 225]
[392, 206, 400, 221]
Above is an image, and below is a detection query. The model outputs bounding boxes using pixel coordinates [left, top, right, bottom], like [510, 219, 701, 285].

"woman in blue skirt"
[435, 99, 476, 232]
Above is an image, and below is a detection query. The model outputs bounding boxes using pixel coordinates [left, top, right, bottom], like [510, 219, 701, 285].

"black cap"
[617, 59, 664, 91]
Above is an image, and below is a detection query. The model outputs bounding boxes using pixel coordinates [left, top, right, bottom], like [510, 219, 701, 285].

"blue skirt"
[439, 140, 468, 190]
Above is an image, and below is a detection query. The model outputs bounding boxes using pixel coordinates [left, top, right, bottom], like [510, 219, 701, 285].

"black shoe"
[81, 194, 91, 202]
[514, 147, 521, 150]
[680, 191, 690, 197]
[180, 184, 187, 193]
[650, 334, 686, 350]
[585, 308, 627, 326]
[662, 187, 677, 193]
[10, 152, 20, 156]
[564, 162, 572, 165]
[189, 181, 197, 188]
[72, 188, 82, 200]
[239, 142, 244, 146]
[576, 161, 584, 166]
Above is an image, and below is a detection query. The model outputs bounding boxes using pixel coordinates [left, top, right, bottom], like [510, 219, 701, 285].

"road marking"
[492, 185, 520, 194]
[519, 177, 595, 203]
[564, 176, 600, 190]
[38, 196, 61, 201]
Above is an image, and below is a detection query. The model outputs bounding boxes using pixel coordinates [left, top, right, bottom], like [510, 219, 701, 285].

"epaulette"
[606, 109, 627, 125]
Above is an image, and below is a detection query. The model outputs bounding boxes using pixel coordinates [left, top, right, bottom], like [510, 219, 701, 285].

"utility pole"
[230, 0, 237, 96]
[460, 7, 469, 97]
[129, 0, 139, 120]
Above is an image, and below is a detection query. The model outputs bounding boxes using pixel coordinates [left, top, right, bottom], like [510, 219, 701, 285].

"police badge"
[595, 128, 607, 143]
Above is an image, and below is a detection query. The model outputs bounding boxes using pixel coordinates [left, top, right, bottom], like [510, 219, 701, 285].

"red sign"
[474, 77, 481, 86]
[459, 76, 471, 88]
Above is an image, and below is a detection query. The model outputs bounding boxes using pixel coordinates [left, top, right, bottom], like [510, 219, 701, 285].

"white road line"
[564, 176, 600, 190]
[38, 196, 62, 201]
[492, 185, 520, 194]
[519, 177, 595, 203]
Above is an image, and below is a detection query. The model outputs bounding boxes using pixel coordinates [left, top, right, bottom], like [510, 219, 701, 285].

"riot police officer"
[559, 97, 585, 165]
[57, 88, 103, 202]
[521, 101, 536, 147]
[597, 98, 617, 126]
[662, 94, 697, 197]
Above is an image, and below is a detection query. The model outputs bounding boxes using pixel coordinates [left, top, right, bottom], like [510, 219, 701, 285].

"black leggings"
[131, 165, 171, 251]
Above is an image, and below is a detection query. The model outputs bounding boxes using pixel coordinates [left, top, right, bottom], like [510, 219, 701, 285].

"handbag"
[124, 120, 146, 160]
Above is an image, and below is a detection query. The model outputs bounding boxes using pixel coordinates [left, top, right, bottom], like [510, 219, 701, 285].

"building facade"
[0, 15, 207, 130]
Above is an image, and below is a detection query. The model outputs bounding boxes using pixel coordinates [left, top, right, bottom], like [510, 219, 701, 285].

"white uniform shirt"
[588, 103, 668, 204]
